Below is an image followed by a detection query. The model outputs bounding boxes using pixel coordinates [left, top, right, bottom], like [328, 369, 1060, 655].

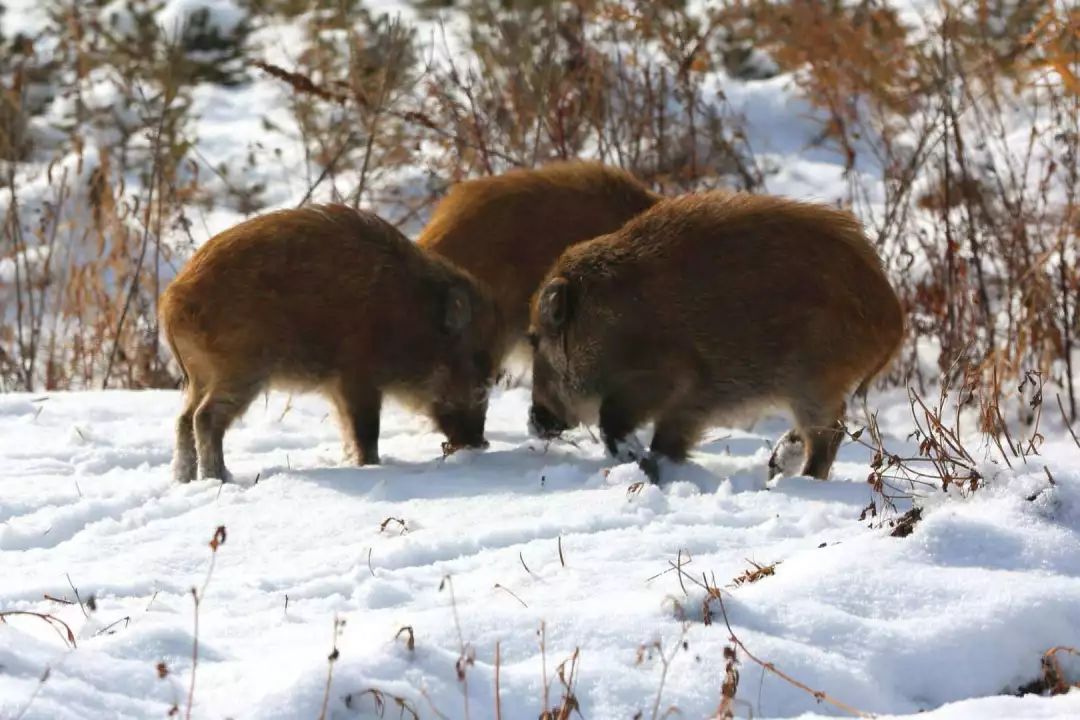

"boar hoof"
[199, 468, 233, 483]
[528, 404, 567, 439]
[173, 461, 197, 484]
[637, 453, 662, 484]
[767, 429, 804, 479]
[441, 439, 489, 457]
[606, 434, 646, 464]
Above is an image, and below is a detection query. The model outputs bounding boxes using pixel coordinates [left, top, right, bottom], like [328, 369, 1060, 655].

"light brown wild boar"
[418, 161, 661, 361]
[159, 204, 502, 482]
[527, 191, 904, 482]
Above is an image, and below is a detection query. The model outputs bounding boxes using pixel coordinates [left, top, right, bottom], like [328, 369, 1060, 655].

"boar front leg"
[598, 391, 657, 464]
[333, 382, 382, 466]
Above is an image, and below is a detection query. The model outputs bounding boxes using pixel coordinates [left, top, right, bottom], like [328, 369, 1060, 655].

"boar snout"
[527, 349, 578, 439]
[527, 402, 569, 439]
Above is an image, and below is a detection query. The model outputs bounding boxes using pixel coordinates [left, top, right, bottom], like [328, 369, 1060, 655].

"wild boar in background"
[527, 191, 904, 482]
[160, 204, 502, 482]
[419, 161, 660, 368]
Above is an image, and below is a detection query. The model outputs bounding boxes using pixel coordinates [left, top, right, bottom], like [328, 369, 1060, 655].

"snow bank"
[2, 389, 1079, 718]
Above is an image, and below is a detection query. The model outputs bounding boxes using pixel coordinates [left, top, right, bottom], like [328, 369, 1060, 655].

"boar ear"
[444, 284, 472, 334]
[538, 277, 571, 332]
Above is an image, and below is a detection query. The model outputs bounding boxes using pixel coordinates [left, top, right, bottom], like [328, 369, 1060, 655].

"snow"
[2, 388, 1080, 718]
[0, 0, 49, 39]
[158, 0, 246, 40]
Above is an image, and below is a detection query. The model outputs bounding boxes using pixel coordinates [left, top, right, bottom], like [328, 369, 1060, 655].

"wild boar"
[418, 161, 661, 363]
[526, 191, 904, 482]
[159, 204, 502, 482]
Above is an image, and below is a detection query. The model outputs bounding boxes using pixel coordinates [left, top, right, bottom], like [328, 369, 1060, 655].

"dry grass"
[0, 610, 78, 649]
[344, 688, 421, 719]
[2, 0, 201, 391]
[185, 525, 227, 720]
[729, 559, 780, 588]
[316, 615, 345, 720]
[711, 643, 744, 720]
[1019, 645, 1080, 695]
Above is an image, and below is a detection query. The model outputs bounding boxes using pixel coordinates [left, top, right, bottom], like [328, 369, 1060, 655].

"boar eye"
[527, 332, 539, 350]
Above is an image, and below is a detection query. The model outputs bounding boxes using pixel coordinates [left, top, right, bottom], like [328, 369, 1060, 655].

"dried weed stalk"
[634, 622, 689, 720]
[439, 574, 473, 720]
[0, 610, 77, 648]
[394, 625, 416, 652]
[344, 688, 421, 720]
[713, 645, 741, 720]
[729, 559, 780, 588]
[185, 525, 226, 720]
[317, 614, 346, 720]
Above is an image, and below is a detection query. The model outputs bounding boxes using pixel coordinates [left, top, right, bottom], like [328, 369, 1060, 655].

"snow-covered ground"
[3, 0, 1080, 716]
[2, 388, 1079, 718]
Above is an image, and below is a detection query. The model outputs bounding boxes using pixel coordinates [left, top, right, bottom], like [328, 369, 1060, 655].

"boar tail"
[855, 325, 905, 400]
[159, 298, 190, 390]
[854, 353, 888, 400]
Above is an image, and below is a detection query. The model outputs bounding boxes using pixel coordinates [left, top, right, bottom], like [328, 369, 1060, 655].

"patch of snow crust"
[158, 0, 247, 40]
[2, 389, 1079, 718]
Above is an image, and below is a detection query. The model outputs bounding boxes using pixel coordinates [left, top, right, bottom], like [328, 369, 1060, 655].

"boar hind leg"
[194, 382, 260, 481]
[174, 380, 204, 483]
[793, 397, 846, 480]
[332, 383, 382, 465]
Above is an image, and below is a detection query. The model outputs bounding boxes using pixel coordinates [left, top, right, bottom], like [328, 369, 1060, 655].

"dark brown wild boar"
[159, 204, 501, 482]
[527, 191, 904, 482]
[418, 161, 660, 362]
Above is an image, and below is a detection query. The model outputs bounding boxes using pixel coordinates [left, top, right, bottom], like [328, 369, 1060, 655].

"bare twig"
[66, 573, 88, 618]
[317, 615, 344, 720]
[494, 583, 528, 608]
[92, 616, 131, 637]
[648, 625, 688, 720]
[1038, 646, 1080, 695]
[1057, 394, 1080, 450]
[520, 551, 538, 579]
[11, 665, 51, 720]
[495, 640, 503, 720]
[394, 625, 415, 652]
[0, 611, 77, 648]
[102, 72, 175, 390]
[440, 575, 472, 720]
[714, 591, 870, 717]
[186, 525, 226, 720]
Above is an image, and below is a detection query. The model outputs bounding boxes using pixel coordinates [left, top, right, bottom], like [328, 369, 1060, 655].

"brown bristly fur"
[418, 161, 661, 360]
[159, 203, 501, 482]
[528, 191, 904, 481]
